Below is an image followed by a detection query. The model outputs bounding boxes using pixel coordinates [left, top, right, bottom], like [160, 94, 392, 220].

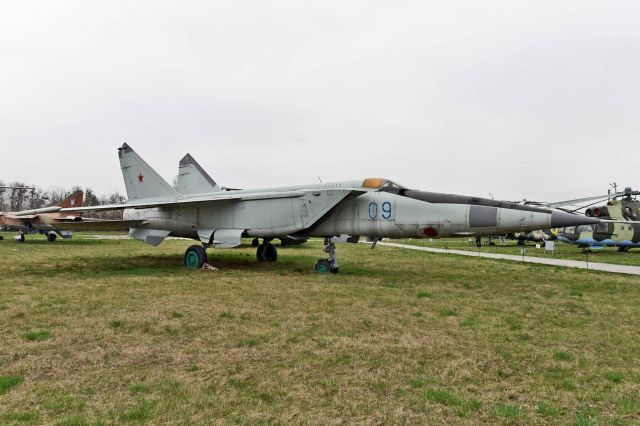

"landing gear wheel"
[0, 236, 4, 241]
[251, 238, 260, 247]
[256, 241, 278, 262]
[618, 247, 630, 253]
[16, 234, 25, 243]
[184, 245, 208, 269]
[47, 233, 57, 242]
[315, 259, 339, 274]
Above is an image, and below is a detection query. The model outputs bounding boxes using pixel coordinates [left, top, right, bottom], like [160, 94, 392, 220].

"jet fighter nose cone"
[551, 211, 600, 228]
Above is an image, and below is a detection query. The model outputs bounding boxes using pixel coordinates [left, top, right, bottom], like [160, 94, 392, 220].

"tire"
[0, 236, 4, 241]
[184, 245, 207, 268]
[17, 234, 25, 243]
[315, 259, 332, 273]
[47, 233, 57, 242]
[257, 242, 278, 262]
[265, 243, 277, 262]
[251, 238, 260, 247]
[257, 243, 267, 262]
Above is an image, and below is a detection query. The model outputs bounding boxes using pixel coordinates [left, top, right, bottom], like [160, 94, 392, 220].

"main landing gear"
[315, 237, 339, 274]
[256, 240, 277, 262]
[184, 239, 280, 269]
[47, 232, 57, 242]
[184, 245, 208, 268]
[183, 237, 341, 272]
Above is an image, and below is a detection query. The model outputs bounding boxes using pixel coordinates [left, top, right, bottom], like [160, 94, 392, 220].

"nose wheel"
[315, 237, 339, 273]
[47, 232, 57, 242]
[256, 240, 278, 262]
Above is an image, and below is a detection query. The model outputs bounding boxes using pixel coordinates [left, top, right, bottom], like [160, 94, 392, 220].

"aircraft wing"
[58, 190, 326, 213]
[57, 188, 365, 239]
[2, 214, 38, 220]
[46, 219, 148, 231]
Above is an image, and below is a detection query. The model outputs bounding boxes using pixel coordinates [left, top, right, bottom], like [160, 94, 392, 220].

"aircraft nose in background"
[551, 211, 600, 228]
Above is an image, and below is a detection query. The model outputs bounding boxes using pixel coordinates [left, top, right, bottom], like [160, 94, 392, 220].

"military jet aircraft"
[0, 191, 84, 242]
[62, 144, 600, 273]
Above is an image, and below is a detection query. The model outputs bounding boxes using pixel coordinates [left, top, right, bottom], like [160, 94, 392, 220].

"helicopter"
[557, 185, 640, 252]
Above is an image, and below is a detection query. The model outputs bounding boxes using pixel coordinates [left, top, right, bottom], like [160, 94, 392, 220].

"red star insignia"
[138, 174, 144, 183]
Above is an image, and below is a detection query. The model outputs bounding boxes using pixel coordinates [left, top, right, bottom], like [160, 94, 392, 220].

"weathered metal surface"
[60, 144, 600, 248]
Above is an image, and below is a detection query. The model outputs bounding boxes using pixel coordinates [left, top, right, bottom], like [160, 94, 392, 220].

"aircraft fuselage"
[122, 181, 595, 244]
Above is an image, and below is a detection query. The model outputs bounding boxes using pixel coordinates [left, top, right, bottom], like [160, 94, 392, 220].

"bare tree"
[0, 181, 6, 211]
[9, 182, 29, 211]
[84, 188, 100, 206]
[27, 187, 48, 209]
[47, 187, 68, 206]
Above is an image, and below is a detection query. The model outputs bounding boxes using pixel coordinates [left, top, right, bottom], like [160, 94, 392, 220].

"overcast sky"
[1, 0, 638, 202]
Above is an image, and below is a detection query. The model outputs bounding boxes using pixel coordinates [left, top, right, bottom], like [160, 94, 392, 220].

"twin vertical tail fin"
[118, 143, 180, 202]
[176, 154, 221, 195]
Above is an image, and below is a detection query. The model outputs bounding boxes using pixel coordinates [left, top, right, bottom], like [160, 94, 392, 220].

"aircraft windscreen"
[362, 178, 406, 191]
[380, 180, 405, 191]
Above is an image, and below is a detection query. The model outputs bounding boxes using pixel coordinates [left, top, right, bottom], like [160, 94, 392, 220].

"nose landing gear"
[315, 237, 339, 274]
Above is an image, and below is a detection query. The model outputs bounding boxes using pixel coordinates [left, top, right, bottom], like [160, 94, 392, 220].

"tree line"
[0, 182, 126, 219]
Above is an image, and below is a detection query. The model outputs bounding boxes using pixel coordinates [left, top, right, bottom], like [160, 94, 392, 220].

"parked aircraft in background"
[558, 188, 640, 251]
[0, 191, 84, 242]
[62, 144, 600, 273]
[478, 229, 557, 248]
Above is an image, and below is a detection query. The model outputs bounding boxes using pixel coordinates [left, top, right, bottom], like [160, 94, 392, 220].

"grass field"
[395, 237, 640, 267]
[1, 233, 640, 425]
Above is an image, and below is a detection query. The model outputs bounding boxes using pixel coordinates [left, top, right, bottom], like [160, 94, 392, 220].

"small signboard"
[544, 240, 556, 254]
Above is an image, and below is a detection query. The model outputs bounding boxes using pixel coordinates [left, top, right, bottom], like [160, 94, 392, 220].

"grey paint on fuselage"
[66, 144, 599, 254]
[123, 181, 588, 242]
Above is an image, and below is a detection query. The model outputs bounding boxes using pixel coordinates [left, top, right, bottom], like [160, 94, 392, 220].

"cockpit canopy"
[362, 178, 406, 191]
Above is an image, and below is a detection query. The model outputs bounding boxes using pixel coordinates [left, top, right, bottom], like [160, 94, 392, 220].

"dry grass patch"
[0, 233, 639, 424]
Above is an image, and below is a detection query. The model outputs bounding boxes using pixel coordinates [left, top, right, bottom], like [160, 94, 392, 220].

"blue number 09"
[381, 201, 392, 220]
